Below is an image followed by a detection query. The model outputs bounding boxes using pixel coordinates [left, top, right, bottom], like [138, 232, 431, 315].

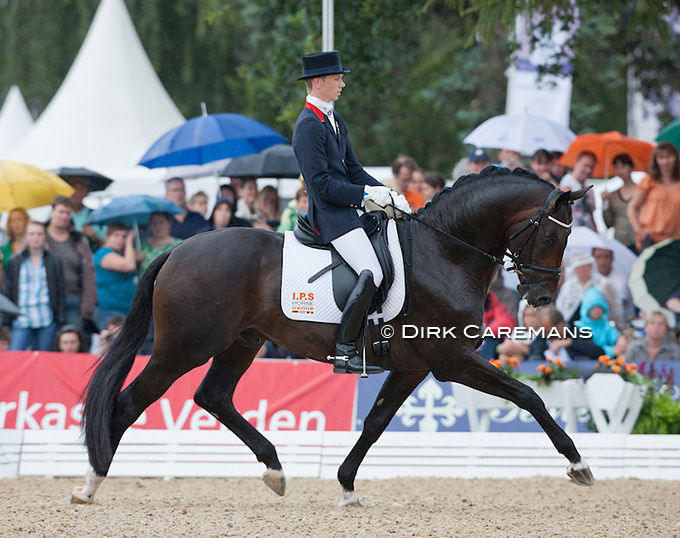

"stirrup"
[332, 354, 384, 375]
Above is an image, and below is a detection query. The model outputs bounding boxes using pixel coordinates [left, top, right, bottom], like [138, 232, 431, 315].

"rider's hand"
[363, 185, 393, 207]
[393, 193, 411, 214]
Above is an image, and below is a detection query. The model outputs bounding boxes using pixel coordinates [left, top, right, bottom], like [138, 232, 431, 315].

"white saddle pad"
[281, 220, 406, 324]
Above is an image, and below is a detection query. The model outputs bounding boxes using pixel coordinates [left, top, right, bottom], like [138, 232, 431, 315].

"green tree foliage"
[1, 0, 678, 174]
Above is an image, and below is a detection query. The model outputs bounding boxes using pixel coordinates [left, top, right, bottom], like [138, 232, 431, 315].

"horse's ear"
[554, 189, 573, 207]
[567, 186, 592, 203]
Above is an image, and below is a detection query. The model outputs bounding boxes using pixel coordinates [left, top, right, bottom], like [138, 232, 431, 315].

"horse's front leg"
[433, 347, 594, 486]
[337, 370, 427, 507]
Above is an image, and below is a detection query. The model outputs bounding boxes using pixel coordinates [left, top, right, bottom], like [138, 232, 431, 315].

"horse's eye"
[544, 234, 559, 246]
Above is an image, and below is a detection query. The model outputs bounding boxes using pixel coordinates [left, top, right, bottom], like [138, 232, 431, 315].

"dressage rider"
[292, 50, 411, 375]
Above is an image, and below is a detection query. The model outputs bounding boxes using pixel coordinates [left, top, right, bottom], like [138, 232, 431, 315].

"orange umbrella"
[558, 131, 654, 178]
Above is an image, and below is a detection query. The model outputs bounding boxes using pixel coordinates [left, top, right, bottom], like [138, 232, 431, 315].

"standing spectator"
[254, 185, 281, 230]
[137, 212, 181, 276]
[45, 196, 97, 332]
[1, 207, 29, 272]
[278, 188, 308, 232]
[627, 141, 680, 251]
[235, 177, 264, 223]
[165, 178, 210, 240]
[625, 311, 680, 362]
[477, 291, 516, 359]
[592, 246, 634, 324]
[421, 172, 446, 204]
[467, 149, 490, 174]
[3, 221, 65, 351]
[411, 167, 425, 194]
[93, 223, 137, 331]
[69, 178, 105, 250]
[497, 149, 522, 170]
[54, 324, 88, 353]
[550, 151, 568, 183]
[209, 198, 252, 230]
[560, 151, 597, 229]
[602, 153, 637, 251]
[218, 184, 238, 204]
[530, 149, 558, 186]
[188, 191, 209, 218]
[0, 326, 11, 350]
[390, 157, 425, 211]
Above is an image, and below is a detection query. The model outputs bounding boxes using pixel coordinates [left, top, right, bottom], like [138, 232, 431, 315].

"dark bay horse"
[73, 167, 594, 505]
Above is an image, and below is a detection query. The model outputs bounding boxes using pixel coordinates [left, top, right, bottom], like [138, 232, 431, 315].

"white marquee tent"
[10, 0, 185, 173]
[0, 85, 34, 158]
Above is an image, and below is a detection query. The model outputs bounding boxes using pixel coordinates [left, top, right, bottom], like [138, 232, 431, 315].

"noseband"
[504, 188, 571, 285]
[393, 187, 571, 286]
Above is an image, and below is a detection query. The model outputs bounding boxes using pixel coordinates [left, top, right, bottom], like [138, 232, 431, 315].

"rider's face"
[316, 74, 345, 103]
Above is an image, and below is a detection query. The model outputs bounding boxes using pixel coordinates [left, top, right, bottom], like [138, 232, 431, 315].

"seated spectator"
[209, 198, 252, 230]
[2, 207, 30, 273]
[137, 212, 181, 276]
[93, 223, 137, 331]
[574, 287, 620, 357]
[468, 149, 491, 174]
[497, 148, 522, 170]
[54, 324, 88, 353]
[411, 167, 425, 194]
[421, 172, 446, 204]
[550, 151, 567, 183]
[98, 315, 124, 355]
[389, 157, 425, 211]
[254, 185, 281, 230]
[278, 188, 308, 232]
[560, 151, 597, 229]
[235, 177, 264, 223]
[218, 184, 238, 204]
[592, 246, 634, 324]
[556, 251, 621, 327]
[625, 311, 680, 362]
[530, 149, 556, 185]
[666, 287, 680, 332]
[477, 291, 515, 359]
[601, 153, 637, 251]
[527, 306, 605, 362]
[490, 266, 519, 322]
[187, 191, 209, 218]
[497, 300, 540, 361]
[0, 325, 12, 350]
[2, 221, 65, 351]
[627, 141, 680, 250]
[165, 178, 210, 240]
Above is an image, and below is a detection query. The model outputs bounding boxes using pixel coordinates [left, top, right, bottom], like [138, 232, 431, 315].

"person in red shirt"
[478, 291, 516, 359]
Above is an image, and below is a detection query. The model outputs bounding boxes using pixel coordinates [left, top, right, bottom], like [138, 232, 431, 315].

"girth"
[293, 210, 395, 313]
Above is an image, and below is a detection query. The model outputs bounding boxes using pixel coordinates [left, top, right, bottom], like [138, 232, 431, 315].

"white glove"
[393, 193, 411, 214]
[363, 185, 393, 207]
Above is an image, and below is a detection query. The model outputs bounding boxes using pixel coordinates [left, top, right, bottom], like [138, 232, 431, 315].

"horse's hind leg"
[72, 353, 209, 504]
[337, 370, 427, 506]
[193, 340, 286, 496]
[438, 348, 594, 486]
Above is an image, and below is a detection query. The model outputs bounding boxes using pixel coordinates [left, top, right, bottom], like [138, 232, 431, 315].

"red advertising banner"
[0, 352, 357, 431]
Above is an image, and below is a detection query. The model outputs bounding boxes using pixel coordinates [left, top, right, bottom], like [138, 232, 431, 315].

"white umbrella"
[463, 113, 576, 156]
[564, 226, 637, 278]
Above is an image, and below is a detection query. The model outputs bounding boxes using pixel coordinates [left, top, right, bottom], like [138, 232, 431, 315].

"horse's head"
[507, 187, 590, 307]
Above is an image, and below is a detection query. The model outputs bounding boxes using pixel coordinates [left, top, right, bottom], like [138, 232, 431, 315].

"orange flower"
[612, 365, 621, 374]
[491, 359, 502, 368]
[626, 364, 638, 373]
[537, 364, 546, 372]
[544, 367, 553, 375]
[614, 357, 625, 366]
[598, 355, 611, 365]
[556, 357, 565, 368]
[546, 357, 555, 364]
[507, 357, 520, 366]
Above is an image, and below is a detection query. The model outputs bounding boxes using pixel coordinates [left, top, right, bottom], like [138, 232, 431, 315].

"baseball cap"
[469, 149, 490, 163]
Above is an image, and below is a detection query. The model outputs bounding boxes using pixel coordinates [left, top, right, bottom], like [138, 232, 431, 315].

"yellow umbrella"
[0, 160, 75, 212]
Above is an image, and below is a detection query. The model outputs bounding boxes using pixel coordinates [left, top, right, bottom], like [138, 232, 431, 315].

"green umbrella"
[628, 239, 680, 313]
[656, 118, 680, 151]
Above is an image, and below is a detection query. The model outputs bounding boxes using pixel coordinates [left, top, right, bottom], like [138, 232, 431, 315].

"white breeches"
[331, 228, 383, 287]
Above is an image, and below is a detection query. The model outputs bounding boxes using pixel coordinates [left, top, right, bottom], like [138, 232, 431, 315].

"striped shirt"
[15, 257, 53, 329]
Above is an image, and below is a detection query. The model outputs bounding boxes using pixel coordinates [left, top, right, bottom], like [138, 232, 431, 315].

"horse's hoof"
[262, 468, 286, 496]
[567, 460, 595, 486]
[70, 486, 95, 504]
[338, 489, 362, 508]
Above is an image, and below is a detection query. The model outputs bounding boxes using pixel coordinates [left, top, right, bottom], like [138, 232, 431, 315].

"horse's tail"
[82, 248, 174, 475]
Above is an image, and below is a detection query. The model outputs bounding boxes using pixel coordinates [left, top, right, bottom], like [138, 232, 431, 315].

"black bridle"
[390, 187, 571, 285]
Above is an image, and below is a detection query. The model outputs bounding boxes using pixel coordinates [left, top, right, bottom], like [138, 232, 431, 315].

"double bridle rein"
[393, 187, 571, 285]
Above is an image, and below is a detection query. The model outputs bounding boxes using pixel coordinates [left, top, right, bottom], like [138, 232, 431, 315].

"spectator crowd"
[1, 143, 680, 363]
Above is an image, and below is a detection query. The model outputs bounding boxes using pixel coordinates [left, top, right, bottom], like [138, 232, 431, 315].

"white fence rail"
[2, 430, 679, 481]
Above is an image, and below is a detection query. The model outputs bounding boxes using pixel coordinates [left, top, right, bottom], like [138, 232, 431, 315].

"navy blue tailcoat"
[292, 104, 383, 244]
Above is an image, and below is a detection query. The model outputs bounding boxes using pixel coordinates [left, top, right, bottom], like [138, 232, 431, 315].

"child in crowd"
[575, 287, 620, 357]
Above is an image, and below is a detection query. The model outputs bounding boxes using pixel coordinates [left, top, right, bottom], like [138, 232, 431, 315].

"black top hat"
[297, 51, 351, 81]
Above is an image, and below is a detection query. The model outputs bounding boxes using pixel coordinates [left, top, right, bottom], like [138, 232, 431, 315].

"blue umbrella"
[86, 195, 183, 227]
[138, 113, 288, 169]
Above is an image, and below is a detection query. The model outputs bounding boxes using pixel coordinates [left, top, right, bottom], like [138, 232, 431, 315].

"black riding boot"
[333, 269, 384, 374]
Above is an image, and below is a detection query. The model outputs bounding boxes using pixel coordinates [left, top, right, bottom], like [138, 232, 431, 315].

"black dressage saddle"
[293, 209, 395, 313]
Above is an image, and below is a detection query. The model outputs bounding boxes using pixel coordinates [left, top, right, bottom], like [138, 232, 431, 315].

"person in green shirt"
[137, 212, 181, 277]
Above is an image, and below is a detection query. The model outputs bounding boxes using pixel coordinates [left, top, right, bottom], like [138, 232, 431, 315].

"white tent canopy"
[0, 85, 34, 158]
[10, 0, 184, 171]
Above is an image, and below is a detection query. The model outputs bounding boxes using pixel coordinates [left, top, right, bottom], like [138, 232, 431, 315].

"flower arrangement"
[593, 355, 646, 385]
[490, 356, 519, 376]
